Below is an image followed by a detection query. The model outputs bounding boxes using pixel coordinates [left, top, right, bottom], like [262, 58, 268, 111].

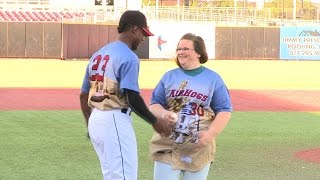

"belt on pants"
[121, 108, 132, 115]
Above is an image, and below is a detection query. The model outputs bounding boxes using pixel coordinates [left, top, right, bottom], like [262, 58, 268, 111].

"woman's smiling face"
[176, 39, 201, 70]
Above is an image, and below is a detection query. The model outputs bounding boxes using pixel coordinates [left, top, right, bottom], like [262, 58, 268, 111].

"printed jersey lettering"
[87, 53, 128, 110]
[167, 80, 214, 144]
[169, 89, 208, 102]
[190, 102, 204, 116]
[90, 55, 110, 81]
[180, 156, 192, 163]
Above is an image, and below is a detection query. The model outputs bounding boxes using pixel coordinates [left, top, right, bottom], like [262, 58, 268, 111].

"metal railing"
[1, 1, 319, 26]
[142, 6, 320, 26]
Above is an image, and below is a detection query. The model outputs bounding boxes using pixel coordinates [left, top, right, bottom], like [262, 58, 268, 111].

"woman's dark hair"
[175, 33, 208, 67]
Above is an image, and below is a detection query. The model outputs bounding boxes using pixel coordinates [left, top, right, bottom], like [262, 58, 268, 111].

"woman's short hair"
[175, 33, 208, 67]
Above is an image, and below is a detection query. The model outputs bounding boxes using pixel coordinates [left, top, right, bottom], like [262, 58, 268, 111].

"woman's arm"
[198, 111, 231, 147]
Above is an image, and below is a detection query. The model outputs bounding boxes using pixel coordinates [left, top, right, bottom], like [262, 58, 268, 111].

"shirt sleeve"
[80, 64, 90, 93]
[150, 78, 167, 107]
[118, 59, 140, 93]
[210, 76, 233, 114]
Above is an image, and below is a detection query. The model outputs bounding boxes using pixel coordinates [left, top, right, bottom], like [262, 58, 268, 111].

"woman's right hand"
[162, 111, 179, 125]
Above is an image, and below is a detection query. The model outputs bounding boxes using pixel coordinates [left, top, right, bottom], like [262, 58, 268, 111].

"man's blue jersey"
[81, 41, 140, 110]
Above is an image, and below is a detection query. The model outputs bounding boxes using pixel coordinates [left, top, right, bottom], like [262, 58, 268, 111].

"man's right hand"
[152, 118, 172, 137]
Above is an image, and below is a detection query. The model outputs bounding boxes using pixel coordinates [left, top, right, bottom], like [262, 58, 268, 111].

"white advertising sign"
[148, 22, 215, 59]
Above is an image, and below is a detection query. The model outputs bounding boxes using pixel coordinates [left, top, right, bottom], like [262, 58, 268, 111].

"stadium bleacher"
[0, 10, 93, 22]
[0, 10, 59, 21]
[0, 0, 319, 26]
[0, 0, 104, 22]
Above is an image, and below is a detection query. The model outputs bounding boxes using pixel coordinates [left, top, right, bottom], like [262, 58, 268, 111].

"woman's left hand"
[197, 130, 214, 147]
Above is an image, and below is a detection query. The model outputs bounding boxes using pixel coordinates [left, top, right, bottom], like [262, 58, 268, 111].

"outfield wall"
[0, 22, 319, 60]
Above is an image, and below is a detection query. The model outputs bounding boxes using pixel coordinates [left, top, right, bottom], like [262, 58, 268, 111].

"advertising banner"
[148, 22, 215, 59]
[280, 27, 320, 60]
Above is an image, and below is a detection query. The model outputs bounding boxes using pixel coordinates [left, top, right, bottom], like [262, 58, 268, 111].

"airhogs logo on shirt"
[169, 89, 208, 102]
[168, 80, 208, 102]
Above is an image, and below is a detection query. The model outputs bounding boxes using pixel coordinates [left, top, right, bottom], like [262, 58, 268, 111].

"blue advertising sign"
[280, 27, 320, 60]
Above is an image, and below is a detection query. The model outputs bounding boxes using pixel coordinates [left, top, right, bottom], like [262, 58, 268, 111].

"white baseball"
[170, 113, 179, 123]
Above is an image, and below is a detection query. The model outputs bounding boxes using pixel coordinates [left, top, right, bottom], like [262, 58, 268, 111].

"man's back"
[87, 41, 139, 111]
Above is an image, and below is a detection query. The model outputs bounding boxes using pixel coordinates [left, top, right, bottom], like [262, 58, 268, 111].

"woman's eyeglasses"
[176, 47, 195, 52]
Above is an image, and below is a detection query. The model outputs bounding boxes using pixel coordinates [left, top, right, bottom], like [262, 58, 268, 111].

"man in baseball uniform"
[79, 10, 171, 180]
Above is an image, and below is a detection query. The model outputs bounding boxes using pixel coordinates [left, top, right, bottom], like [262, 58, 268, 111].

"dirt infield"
[295, 148, 320, 163]
[1, 88, 320, 111]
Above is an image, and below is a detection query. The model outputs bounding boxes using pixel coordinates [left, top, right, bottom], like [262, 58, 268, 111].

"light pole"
[293, 0, 297, 21]
[177, 0, 180, 21]
[234, 0, 237, 24]
[282, 0, 284, 21]
[156, 0, 159, 21]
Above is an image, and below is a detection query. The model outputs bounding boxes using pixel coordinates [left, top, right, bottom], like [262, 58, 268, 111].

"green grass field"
[1, 59, 320, 179]
[1, 110, 319, 180]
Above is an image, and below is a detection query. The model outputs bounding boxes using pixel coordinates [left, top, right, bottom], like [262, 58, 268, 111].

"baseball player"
[148, 33, 232, 180]
[79, 10, 171, 180]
